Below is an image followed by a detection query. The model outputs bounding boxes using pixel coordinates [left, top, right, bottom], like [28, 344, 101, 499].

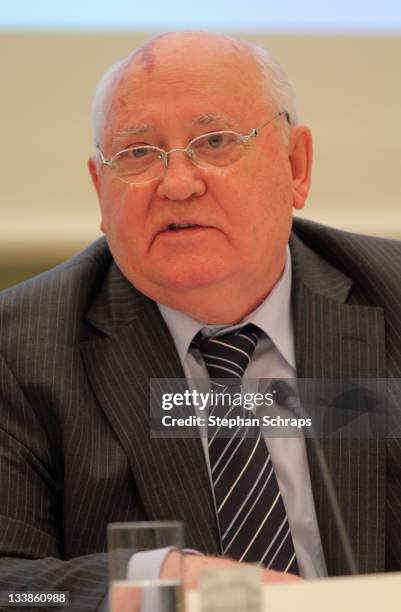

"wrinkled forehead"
[102, 34, 268, 143]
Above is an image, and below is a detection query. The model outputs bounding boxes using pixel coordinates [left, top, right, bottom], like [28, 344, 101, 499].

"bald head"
[91, 31, 298, 146]
[130, 31, 251, 75]
[132, 31, 256, 71]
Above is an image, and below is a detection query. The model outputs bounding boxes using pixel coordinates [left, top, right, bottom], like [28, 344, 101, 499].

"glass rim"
[102, 129, 247, 167]
[114, 129, 243, 157]
[107, 520, 183, 532]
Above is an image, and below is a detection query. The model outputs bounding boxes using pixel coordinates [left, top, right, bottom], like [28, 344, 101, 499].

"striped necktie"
[192, 323, 298, 573]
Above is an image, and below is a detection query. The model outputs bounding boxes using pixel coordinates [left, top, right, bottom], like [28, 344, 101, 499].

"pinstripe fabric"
[291, 220, 401, 574]
[0, 219, 400, 610]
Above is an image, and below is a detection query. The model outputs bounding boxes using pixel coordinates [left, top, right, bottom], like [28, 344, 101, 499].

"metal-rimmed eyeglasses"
[96, 110, 290, 185]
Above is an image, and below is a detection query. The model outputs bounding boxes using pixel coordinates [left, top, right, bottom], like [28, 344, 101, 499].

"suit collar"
[86, 237, 354, 338]
[289, 232, 386, 378]
[290, 233, 353, 304]
[84, 261, 150, 335]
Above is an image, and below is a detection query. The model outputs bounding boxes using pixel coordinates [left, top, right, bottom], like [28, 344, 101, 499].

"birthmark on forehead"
[135, 35, 165, 75]
[228, 39, 244, 53]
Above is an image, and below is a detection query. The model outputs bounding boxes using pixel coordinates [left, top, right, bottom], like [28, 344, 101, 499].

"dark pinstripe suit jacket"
[1, 218, 400, 610]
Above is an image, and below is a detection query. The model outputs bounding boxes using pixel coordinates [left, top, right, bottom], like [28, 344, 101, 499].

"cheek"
[99, 183, 151, 259]
[223, 168, 293, 258]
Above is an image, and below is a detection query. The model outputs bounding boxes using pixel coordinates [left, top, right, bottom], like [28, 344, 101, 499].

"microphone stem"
[272, 380, 359, 575]
[310, 436, 358, 575]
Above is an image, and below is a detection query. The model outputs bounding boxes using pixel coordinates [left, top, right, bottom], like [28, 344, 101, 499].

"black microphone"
[272, 380, 359, 575]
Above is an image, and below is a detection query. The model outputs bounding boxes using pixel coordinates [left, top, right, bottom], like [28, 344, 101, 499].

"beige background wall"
[0, 32, 400, 268]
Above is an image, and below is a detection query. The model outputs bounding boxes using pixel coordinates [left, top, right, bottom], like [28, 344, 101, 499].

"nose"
[156, 150, 206, 201]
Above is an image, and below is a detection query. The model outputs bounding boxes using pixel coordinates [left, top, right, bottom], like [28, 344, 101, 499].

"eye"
[130, 146, 151, 158]
[206, 133, 230, 148]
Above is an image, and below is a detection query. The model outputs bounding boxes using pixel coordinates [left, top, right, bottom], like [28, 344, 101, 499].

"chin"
[153, 262, 231, 291]
[161, 270, 225, 291]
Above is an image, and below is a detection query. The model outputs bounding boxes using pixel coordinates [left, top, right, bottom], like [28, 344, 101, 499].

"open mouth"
[167, 223, 201, 231]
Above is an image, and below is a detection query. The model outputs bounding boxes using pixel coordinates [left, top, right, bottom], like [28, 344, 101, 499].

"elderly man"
[0, 31, 400, 611]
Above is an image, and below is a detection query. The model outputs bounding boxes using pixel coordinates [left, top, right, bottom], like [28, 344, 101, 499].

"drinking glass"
[108, 521, 184, 612]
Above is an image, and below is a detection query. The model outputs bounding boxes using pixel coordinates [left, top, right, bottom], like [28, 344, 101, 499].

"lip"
[156, 226, 216, 242]
[155, 220, 216, 237]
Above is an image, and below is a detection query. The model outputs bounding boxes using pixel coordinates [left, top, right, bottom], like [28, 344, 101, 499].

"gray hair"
[246, 42, 299, 140]
[91, 57, 127, 147]
[91, 38, 299, 147]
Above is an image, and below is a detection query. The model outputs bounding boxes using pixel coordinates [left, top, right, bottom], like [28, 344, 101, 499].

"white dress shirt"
[158, 247, 327, 578]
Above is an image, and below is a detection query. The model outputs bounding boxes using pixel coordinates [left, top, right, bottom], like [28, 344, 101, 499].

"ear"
[87, 157, 106, 233]
[288, 126, 313, 210]
[88, 157, 101, 199]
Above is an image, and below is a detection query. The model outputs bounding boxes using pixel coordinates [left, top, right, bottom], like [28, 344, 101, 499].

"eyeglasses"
[96, 110, 290, 185]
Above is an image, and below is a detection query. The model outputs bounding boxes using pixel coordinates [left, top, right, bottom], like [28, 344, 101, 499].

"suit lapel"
[80, 263, 219, 554]
[290, 234, 386, 575]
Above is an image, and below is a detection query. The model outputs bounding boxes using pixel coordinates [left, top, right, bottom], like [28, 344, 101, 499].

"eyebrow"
[112, 124, 154, 147]
[111, 114, 240, 148]
[118, 124, 153, 136]
[192, 114, 240, 129]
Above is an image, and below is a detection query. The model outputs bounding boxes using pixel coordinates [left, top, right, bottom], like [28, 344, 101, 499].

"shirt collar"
[158, 245, 295, 370]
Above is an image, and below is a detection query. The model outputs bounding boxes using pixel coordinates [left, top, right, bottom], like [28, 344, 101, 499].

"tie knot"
[193, 323, 261, 380]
